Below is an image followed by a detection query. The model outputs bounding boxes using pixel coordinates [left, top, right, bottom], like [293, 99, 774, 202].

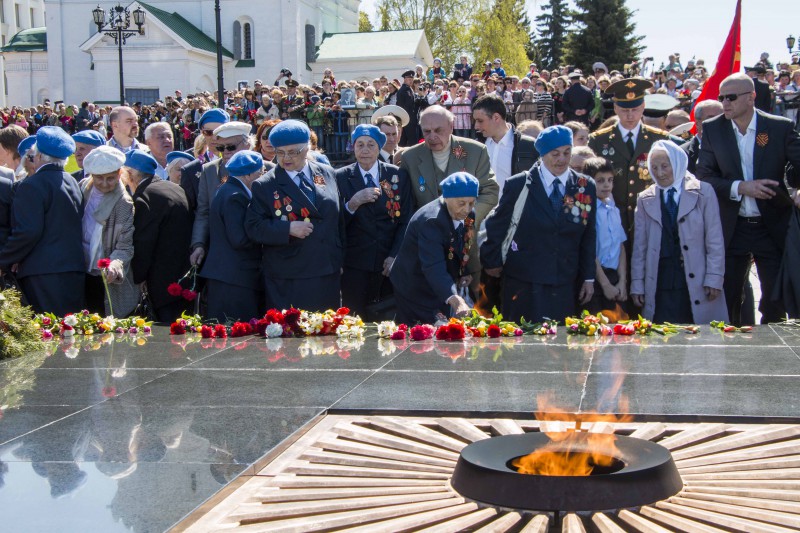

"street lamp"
[788, 35, 796, 55]
[214, 0, 224, 109]
[93, 4, 146, 105]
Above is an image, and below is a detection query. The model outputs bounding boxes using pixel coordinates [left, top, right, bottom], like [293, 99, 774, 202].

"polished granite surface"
[1, 325, 799, 532]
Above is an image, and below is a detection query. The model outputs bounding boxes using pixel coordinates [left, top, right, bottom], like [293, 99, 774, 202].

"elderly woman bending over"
[630, 140, 728, 324]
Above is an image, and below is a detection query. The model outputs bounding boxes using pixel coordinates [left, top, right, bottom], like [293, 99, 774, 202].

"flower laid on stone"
[462, 307, 524, 338]
[35, 310, 152, 339]
[519, 317, 558, 335]
[710, 320, 753, 333]
[565, 311, 613, 336]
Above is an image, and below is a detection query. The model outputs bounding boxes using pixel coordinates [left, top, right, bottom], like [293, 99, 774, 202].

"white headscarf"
[647, 139, 687, 191]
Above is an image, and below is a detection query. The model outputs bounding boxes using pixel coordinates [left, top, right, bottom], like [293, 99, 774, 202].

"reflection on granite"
[1, 324, 798, 532]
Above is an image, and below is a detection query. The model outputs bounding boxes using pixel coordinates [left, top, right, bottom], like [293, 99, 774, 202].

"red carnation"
[470, 327, 483, 338]
[255, 318, 270, 336]
[447, 323, 466, 340]
[214, 324, 228, 338]
[200, 324, 215, 339]
[182, 289, 197, 301]
[390, 330, 406, 340]
[230, 322, 253, 337]
[101, 386, 117, 398]
[170, 322, 186, 335]
[97, 258, 111, 270]
[435, 326, 450, 340]
[398, 324, 409, 332]
[284, 308, 301, 327]
[336, 307, 350, 316]
[167, 283, 183, 297]
[487, 324, 502, 338]
[265, 309, 284, 324]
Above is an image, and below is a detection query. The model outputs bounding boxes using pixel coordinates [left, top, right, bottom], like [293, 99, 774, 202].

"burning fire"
[600, 303, 629, 323]
[513, 354, 632, 476]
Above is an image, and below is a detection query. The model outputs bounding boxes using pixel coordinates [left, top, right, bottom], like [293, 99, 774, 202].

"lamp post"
[788, 35, 796, 55]
[214, 0, 224, 109]
[93, 4, 146, 105]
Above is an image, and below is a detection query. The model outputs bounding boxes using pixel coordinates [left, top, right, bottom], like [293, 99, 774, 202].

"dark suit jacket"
[200, 178, 261, 289]
[562, 83, 595, 123]
[481, 163, 596, 285]
[696, 109, 800, 248]
[0, 164, 84, 277]
[245, 162, 345, 279]
[389, 198, 467, 310]
[681, 135, 700, 175]
[335, 161, 413, 272]
[396, 84, 419, 146]
[71, 169, 85, 182]
[754, 78, 773, 113]
[130, 177, 193, 308]
[179, 158, 203, 214]
[511, 128, 539, 175]
[0, 170, 13, 249]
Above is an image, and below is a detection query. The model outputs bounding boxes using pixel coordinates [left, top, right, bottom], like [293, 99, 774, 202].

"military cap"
[351, 124, 386, 149]
[17, 136, 36, 158]
[605, 78, 653, 108]
[643, 93, 679, 118]
[225, 150, 263, 177]
[166, 151, 195, 165]
[371, 104, 410, 127]
[124, 149, 158, 175]
[72, 130, 106, 147]
[35, 126, 75, 158]
[401, 69, 415, 78]
[285, 79, 299, 88]
[441, 172, 479, 198]
[269, 119, 310, 148]
[198, 108, 230, 128]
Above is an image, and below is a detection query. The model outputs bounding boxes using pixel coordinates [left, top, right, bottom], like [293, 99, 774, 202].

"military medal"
[418, 176, 426, 192]
[275, 209, 282, 216]
[609, 148, 615, 156]
[286, 205, 292, 212]
[300, 207, 310, 222]
[313, 174, 325, 187]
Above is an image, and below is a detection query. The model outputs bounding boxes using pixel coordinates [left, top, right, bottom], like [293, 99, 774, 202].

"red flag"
[690, 0, 741, 132]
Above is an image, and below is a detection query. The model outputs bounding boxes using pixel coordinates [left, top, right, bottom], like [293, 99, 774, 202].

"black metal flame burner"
[451, 432, 683, 512]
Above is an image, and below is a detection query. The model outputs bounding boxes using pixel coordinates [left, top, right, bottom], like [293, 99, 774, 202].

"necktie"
[298, 173, 316, 204]
[665, 187, 678, 225]
[549, 181, 563, 215]
[363, 172, 374, 188]
[455, 222, 465, 254]
[626, 131, 635, 156]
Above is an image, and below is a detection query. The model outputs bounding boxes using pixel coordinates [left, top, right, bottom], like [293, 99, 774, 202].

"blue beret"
[166, 151, 195, 165]
[124, 149, 158, 175]
[17, 136, 36, 157]
[351, 124, 386, 150]
[534, 125, 573, 156]
[198, 108, 230, 128]
[268, 120, 310, 148]
[441, 172, 479, 198]
[35, 126, 76, 158]
[225, 150, 263, 177]
[72, 130, 105, 147]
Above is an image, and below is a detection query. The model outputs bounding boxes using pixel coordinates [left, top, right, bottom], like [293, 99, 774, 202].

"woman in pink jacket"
[630, 140, 728, 324]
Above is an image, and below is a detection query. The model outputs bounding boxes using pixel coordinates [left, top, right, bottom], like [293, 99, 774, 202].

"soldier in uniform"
[589, 78, 670, 243]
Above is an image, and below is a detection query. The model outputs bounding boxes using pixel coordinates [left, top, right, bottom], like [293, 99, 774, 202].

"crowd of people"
[1, 52, 800, 327]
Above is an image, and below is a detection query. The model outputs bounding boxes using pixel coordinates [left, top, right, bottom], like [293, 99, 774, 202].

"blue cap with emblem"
[225, 150, 263, 177]
[166, 151, 195, 165]
[441, 172, 479, 198]
[268, 119, 310, 148]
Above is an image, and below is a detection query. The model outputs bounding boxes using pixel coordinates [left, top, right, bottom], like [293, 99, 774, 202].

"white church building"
[0, 0, 433, 107]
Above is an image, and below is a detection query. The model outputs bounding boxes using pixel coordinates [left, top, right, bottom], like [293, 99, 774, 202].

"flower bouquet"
[36, 310, 152, 338]
[565, 310, 613, 336]
[167, 266, 199, 303]
[519, 317, 558, 336]
[462, 307, 524, 338]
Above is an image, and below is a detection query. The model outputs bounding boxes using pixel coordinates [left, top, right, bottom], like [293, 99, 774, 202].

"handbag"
[500, 172, 532, 264]
[132, 283, 157, 321]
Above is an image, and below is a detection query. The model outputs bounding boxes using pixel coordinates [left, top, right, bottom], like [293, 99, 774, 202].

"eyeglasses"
[220, 142, 243, 152]
[275, 148, 306, 159]
[717, 91, 751, 102]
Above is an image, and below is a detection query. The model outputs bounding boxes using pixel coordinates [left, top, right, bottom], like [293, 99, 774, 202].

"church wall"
[3, 50, 47, 107]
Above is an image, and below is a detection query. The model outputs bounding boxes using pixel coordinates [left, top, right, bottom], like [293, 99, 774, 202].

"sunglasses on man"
[219, 142, 242, 152]
[717, 91, 751, 102]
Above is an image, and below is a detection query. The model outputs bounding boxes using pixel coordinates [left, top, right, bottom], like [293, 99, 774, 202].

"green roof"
[1, 27, 47, 52]
[236, 59, 255, 68]
[138, 2, 232, 58]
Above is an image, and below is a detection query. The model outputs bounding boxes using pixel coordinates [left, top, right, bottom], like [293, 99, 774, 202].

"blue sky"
[360, 0, 798, 71]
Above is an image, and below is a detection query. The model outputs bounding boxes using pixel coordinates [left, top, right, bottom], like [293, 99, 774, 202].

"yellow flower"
[587, 325, 596, 335]
[566, 317, 577, 326]
[91, 314, 101, 323]
[136, 318, 145, 327]
[84, 328, 94, 335]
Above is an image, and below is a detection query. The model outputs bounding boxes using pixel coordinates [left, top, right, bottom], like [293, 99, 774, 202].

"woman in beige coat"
[630, 140, 728, 324]
[80, 146, 140, 317]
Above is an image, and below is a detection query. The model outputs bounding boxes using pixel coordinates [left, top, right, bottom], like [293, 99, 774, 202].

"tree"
[358, 11, 373, 32]
[534, 0, 572, 70]
[564, 0, 644, 73]
[468, 0, 530, 76]
[376, 0, 472, 68]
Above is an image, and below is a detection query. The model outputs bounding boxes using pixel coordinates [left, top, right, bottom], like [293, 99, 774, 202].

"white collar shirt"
[485, 125, 514, 196]
[358, 161, 380, 187]
[539, 163, 570, 196]
[288, 164, 312, 188]
[617, 123, 642, 150]
[232, 176, 252, 199]
[731, 111, 760, 217]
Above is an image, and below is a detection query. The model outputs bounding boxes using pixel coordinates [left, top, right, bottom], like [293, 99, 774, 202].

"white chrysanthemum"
[63, 315, 78, 327]
[265, 323, 284, 338]
[265, 338, 283, 351]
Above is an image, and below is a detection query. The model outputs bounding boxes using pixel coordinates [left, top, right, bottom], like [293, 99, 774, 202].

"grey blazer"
[190, 159, 227, 249]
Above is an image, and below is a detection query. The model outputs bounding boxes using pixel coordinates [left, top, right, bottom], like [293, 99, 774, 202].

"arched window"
[243, 22, 252, 60]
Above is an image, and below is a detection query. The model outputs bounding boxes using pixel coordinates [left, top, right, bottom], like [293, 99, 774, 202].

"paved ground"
[1, 323, 799, 532]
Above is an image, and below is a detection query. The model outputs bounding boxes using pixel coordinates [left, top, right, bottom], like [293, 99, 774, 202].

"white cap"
[83, 145, 126, 175]
[213, 121, 252, 139]
[592, 62, 608, 72]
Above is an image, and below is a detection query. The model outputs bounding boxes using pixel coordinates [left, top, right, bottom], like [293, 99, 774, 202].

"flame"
[600, 303, 629, 323]
[512, 352, 632, 476]
[473, 282, 493, 318]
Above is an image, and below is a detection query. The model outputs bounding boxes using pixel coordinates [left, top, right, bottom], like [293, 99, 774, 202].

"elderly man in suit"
[390, 173, 478, 324]
[335, 124, 412, 319]
[0, 127, 85, 314]
[245, 120, 345, 311]
[696, 72, 800, 325]
[200, 150, 264, 322]
[481, 126, 596, 324]
[399, 105, 499, 294]
[180, 108, 229, 215]
[188, 121, 253, 268]
[123, 150, 193, 322]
